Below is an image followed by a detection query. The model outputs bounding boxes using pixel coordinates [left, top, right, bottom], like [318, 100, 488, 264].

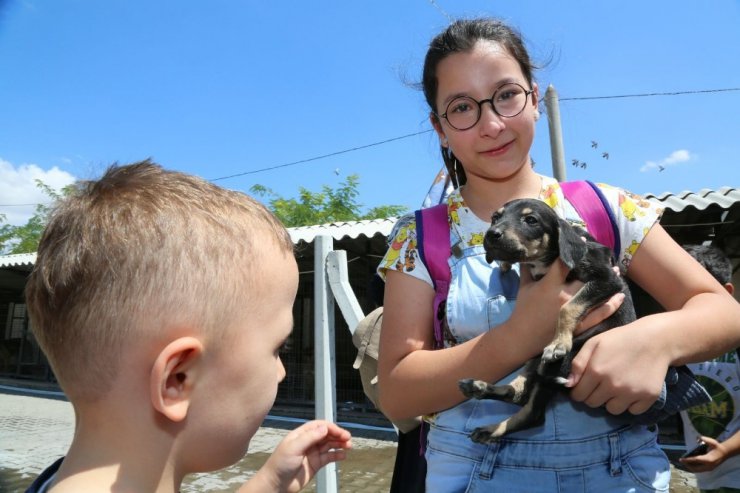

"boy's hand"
[242, 420, 352, 493]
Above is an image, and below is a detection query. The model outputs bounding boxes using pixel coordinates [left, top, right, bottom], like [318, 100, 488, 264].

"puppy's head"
[484, 198, 589, 270]
[483, 199, 560, 264]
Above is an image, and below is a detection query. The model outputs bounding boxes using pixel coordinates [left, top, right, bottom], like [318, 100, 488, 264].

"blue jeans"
[426, 417, 670, 492]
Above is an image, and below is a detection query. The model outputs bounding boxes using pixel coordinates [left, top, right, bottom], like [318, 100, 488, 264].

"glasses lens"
[493, 83, 528, 117]
[445, 96, 480, 130]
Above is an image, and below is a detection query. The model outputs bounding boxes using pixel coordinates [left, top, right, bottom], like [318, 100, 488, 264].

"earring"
[533, 109, 541, 121]
[442, 137, 449, 147]
[453, 158, 461, 188]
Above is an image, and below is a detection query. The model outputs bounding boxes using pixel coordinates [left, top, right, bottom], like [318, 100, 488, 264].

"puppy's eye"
[523, 215, 538, 225]
[491, 212, 502, 223]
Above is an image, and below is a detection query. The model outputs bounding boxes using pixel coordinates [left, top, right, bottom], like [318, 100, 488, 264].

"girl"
[378, 18, 740, 492]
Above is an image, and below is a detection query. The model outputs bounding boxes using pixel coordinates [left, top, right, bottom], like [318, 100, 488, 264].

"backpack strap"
[415, 203, 450, 350]
[560, 180, 621, 258]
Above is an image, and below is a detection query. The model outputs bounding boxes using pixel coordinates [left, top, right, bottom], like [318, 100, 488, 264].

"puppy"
[458, 198, 636, 443]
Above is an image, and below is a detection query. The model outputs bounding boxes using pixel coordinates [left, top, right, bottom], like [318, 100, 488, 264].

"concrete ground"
[1, 386, 699, 492]
[0, 388, 397, 493]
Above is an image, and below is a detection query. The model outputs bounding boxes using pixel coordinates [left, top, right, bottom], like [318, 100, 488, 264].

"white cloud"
[640, 149, 694, 172]
[0, 158, 77, 226]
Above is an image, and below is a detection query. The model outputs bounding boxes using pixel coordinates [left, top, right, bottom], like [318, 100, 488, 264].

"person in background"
[377, 17, 740, 492]
[24, 161, 351, 493]
[680, 244, 739, 493]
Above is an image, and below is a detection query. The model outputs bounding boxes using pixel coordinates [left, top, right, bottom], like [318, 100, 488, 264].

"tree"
[0, 180, 76, 255]
[250, 174, 407, 227]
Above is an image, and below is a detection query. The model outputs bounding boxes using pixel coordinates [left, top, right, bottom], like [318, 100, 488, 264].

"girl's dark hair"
[422, 18, 536, 187]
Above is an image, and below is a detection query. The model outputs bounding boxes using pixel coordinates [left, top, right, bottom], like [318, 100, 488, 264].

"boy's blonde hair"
[26, 160, 293, 401]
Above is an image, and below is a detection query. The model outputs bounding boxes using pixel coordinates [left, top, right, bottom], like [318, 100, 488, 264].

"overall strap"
[560, 180, 621, 258]
[415, 203, 450, 349]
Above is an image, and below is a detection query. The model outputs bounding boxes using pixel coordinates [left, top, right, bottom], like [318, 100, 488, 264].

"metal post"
[313, 235, 338, 493]
[545, 84, 567, 182]
[326, 250, 364, 334]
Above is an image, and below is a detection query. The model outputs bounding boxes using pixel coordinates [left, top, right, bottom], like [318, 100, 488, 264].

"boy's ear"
[150, 336, 204, 423]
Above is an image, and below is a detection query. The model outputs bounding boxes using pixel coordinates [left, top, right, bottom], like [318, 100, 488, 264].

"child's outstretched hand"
[240, 420, 352, 493]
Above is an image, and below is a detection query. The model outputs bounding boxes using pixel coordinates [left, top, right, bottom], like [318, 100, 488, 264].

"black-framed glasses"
[438, 82, 534, 131]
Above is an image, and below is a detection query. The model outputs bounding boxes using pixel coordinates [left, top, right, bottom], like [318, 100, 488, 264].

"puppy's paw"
[470, 425, 505, 444]
[458, 378, 489, 399]
[541, 342, 568, 363]
[499, 261, 512, 272]
[539, 343, 570, 376]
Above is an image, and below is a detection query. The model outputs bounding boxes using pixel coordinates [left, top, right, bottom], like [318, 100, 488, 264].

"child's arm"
[238, 420, 352, 493]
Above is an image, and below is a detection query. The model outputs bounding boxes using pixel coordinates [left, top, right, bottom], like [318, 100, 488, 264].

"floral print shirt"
[379, 175, 663, 287]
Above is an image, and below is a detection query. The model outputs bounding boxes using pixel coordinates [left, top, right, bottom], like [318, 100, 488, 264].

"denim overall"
[424, 218, 670, 493]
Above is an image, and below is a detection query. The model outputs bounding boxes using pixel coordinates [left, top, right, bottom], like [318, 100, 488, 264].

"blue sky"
[1, 0, 739, 226]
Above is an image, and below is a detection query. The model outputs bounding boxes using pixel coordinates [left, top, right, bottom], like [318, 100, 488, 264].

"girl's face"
[431, 40, 539, 184]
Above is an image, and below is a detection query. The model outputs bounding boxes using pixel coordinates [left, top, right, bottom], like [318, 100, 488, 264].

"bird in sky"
[591, 140, 598, 149]
[602, 152, 609, 160]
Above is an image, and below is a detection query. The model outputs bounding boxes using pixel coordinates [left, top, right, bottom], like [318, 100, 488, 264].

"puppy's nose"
[483, 228, 503, 251]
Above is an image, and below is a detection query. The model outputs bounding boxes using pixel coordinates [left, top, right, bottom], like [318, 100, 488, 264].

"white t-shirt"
[681, 351, 740, 489]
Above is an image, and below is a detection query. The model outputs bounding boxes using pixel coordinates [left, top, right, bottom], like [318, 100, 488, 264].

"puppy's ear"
[150, 336, 204, 423]
[557, 219, 588, 269]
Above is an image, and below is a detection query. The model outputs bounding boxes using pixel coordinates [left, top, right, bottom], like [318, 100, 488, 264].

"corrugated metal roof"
[0, 252, 37, 268]
[645, 187, 740, 212]
[288, 217, 399, 244]
[288, 186, 740, 243]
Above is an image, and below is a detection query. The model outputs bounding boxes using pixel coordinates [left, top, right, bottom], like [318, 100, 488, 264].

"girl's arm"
[378, 259, 620, 421]
[567, 224, 740, 415]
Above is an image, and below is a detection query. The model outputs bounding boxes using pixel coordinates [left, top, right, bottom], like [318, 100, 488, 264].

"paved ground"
[0, 388, 397, 493]
[1, 386, 699, 492]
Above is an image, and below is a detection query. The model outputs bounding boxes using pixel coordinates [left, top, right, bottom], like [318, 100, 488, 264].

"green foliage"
[0, 180, 76, 254]
[0, 174, 407, 253]
[250, 174, 407, 227]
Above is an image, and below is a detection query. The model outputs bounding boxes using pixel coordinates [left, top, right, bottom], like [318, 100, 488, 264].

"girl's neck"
[460, 165, 541, 221]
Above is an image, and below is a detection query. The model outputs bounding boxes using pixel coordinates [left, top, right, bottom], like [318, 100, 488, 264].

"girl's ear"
[430, 112, 448, 148]
[150, 337, 204, 423]
[531, 82, 540, 113]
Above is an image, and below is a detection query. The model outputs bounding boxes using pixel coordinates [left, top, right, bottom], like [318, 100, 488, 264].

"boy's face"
[187, 248, 298, 470]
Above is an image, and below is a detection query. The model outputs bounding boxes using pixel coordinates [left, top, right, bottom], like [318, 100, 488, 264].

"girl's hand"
[516, 261, 624, 346]
[565, 319, 668, 415]
[241, 420, 352, 493]
[574, 267, 625, 335]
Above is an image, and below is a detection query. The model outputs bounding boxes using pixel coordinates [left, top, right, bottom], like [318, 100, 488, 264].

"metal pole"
[326, 250, 364, 334]
[313, 235, 338, 493]
[545, 84, 567, 182]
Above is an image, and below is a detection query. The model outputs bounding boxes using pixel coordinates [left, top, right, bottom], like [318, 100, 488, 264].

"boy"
[679, 244, 739, 492]
[24, 161, 351, 492]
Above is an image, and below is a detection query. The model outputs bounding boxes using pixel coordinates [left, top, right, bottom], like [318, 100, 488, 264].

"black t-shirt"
[25, 457, 63, 493]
